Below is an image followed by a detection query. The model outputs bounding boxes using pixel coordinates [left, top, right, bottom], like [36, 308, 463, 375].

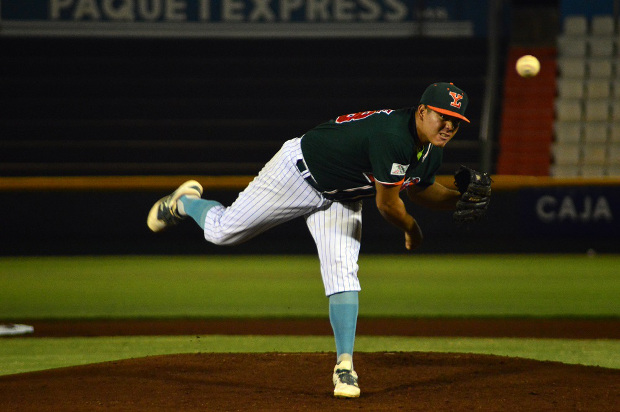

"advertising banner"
[519, 187, 619, 237]
[0, 0, 487, 37]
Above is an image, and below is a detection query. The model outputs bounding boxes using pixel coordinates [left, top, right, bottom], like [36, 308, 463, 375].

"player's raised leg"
[148, 138, 326, 245]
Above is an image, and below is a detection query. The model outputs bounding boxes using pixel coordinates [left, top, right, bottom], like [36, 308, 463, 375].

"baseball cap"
[419, 82, 470, 123]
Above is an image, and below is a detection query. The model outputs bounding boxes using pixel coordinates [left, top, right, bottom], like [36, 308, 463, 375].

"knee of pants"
[205, 231, 245, 246]
[204, 223, 258, 246]
[203, 208, 252, 246]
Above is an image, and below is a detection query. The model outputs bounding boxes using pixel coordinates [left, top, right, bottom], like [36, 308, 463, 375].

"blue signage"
[0, 0, 488, 37]
[519, 187, 620, 237]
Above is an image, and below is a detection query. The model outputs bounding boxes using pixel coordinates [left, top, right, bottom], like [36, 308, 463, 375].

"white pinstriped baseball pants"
[202, 137, 362, 296]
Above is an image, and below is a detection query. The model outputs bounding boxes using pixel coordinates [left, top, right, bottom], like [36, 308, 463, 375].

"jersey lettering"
[335, 109, 394, 124]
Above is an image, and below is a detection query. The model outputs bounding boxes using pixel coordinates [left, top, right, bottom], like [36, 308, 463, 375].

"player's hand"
[405, 221, 423, 251]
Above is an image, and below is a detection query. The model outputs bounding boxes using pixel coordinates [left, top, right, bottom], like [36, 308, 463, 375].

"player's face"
[417, 106, 460, 148]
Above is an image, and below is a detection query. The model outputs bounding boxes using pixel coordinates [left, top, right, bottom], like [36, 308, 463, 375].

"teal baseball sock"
[329, 291, 359, 362]
[178, 195, 222, 230]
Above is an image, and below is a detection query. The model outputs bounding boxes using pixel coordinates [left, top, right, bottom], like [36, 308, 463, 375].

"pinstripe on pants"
[202, 137, 363, 296]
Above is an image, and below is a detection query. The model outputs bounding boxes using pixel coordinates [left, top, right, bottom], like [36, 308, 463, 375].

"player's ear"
[417, 104, 426, 119]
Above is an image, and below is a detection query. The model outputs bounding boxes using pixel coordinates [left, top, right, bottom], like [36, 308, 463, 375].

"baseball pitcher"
[147, 82, 491, 398]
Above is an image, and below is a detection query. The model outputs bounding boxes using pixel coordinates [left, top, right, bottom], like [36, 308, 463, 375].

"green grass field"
[1, 254, 619, 376]
[2, 254, 619, 318]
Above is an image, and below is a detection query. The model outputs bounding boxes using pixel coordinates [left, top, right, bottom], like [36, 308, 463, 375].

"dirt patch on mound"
[1, 352, 618, 412]
[3, 319, 619, 411]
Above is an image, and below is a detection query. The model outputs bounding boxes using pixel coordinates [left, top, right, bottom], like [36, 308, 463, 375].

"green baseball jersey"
[300, 108, 443, 201]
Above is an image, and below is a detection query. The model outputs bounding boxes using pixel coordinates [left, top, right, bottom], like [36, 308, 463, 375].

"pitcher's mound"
[1, 352, 618, 411]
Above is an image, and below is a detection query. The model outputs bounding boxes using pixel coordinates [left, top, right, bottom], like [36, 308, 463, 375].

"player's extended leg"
[147, 138, 326, 241]
[306, 200, 362, 398]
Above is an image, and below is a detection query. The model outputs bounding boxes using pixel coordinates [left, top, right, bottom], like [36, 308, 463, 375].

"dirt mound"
[1, 352, 618, 411]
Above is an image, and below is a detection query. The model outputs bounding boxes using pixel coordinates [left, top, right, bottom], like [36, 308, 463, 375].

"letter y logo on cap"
[449, 92, 463, 108]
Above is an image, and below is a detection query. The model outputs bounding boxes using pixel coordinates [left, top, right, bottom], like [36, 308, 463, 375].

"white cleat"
[332, 359, 360, 398]
[147, 180, 203, 232]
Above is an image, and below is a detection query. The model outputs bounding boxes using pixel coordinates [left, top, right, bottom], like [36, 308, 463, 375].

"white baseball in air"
[515, 55, 540, 78]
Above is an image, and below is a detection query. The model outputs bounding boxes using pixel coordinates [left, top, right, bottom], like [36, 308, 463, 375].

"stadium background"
[1, 1, 619, 409]
[1, 0, 619, 256]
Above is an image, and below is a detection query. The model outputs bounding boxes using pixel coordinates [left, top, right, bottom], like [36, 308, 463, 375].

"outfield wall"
[1, 175, 619, 255]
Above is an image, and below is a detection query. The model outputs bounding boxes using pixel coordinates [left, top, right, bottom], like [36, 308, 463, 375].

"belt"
[296, 158, 363, 202]
[296, 158, 323, 193]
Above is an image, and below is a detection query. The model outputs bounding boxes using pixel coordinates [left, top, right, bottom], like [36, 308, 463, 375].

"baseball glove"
[453, 165, 492, 225]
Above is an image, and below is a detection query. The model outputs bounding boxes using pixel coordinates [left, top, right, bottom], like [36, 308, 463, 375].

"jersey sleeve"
[368, 133, 412, 186]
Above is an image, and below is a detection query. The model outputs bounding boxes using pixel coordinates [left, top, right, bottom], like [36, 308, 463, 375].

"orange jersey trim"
[374, 177, 406, 186]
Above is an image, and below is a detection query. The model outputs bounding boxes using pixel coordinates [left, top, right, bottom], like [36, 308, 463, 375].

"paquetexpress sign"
[0, 0, 487, 37]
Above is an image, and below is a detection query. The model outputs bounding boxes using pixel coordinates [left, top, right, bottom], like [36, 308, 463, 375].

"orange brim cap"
[426, 105, 470, 123]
